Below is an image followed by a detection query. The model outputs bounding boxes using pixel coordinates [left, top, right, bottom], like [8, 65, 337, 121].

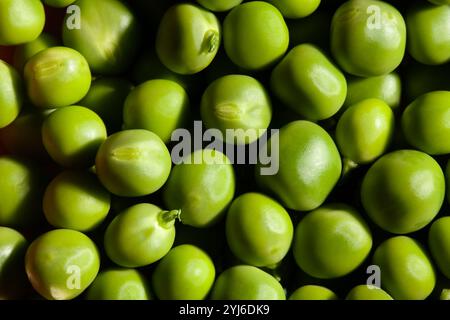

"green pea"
[289, 285, 338, 300]
[201, 75, 272, 145]
[63, 0, 140, 75]
[42, 106, 107, 168]
[406, 3, 450, 65]
[345, 285, 393, 300]
[223, 1, 289, 70]
[104, 203, 178, 268]
[152, 244, 215, 300]
[256, 120, 342, 211]
[123, 79, 190, 143]
[79, 77, 133, 134]
[226, 193, 293, 268]
[0, 60, 23, 129]
[428, 217, 450, 279]
[43, 171, 110, 232]
[402, 91, 450, 155]
[428, 0, 450, 4]
[373, 236, 436, 300]
[345, 73, 401, 109]
[43, 0, 76, 7]
[210, 265, 285, 300]
[13, 33, 59, 72]
[331, 0, 406, 76]
[271, 44, 347, 120]
[0, 227, 29, 299]
[95, 129, 172, 197]
[86, 269, 151, 300]
[24, 47, 91, 109]
[197, 0, 243, 12]
[0, 0, 45, 46]
[336, 98, 395, 164]
[0, 156, 44, 227]
[156, 3, 220, 75]
[163, 149, 235, 228]
[362, 150, 445, 234]
[293, 204, 372, 279]
[441, 289, 450, 300]
[25, 229, 100, 300]
[266, 0, 321, 19]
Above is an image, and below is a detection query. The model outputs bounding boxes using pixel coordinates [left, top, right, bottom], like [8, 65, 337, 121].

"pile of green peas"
[0, 0, 450, 301]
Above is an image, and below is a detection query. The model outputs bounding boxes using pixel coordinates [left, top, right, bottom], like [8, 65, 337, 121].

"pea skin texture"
[345, 285, 393, 300]
[362, 150, 445, 234]
[373, 236, 436, 300]
[104, 203, 178, 268]
[201, 75, 272, 145]
[289, 285, 338, 300]
[428, 217, 450, 279]
[0, 60, 23, 129]
[156, 3, 221, 75]
[152, 245, 215, 300]
[267, 0, 321, 19]
[0, 0, 45, 46]
[163, 149, 235, 228]
[331, 0, 406, 77]
[271, 44, 347, 121]
[223, 1, 289, 70]
[123, 79, 190, 143]
[196, 0, 243, 12]
[402, 91, 450, 155]
[24, 47, 91, 109]
[210, 265, 286, 300]
[86, 269, 151, 300]
[95, 129, 172, 197]
[226, 193, 293, 268]
[43, 171, 111, 232]
[256, 120, 342, 211]
[336, 98, 395, 164]
[25, 229, 100, 300]
[293, 204, 372, 279]
[42, 106, 107, 168]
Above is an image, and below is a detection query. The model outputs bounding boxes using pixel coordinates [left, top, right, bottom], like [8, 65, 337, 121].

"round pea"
[43, 0, 76, 7]
[210, 265, 285, 300]
[104, 203, 178, 268]
[43, 170, 110, 232]
[13, 33, 59, 72]
[95, 129, 172, 197]
[0, 227, 29, 299]
[0, 156, 43, 227]
[0, 60, 23, 129]
[293, 204, 372, 279]
[336, 98, 395, 164]
[42, 106, 107, 168]
[402, 91, 450, 155]
[271, 44, 347, 120]
[331, 0, 406, 76]
[226, 193, 293, 267]
[24, 47, 91, 108]
[152, 245, 215, 300]
[163, 149, 235, 228]
[406, 3, 450, 65]
[256, 120, 342, 211]
[156, 3, 220, 74]
[441, 289, 450, 300]
[25, 229, 100, 300]
[428, 217, 450, 279]
[362, 150, 445, 234]
[0, 0, 45, 46]
[197, 0, 243, 12]
[373, 236, 436, 300]
[266, 0, 321, 19]
[123, 79, 190, 143]
[201, 75, 272, 145]
[223, 1, 289, 70]
[63, 0, 140, 75]
[79, 77, 133, 134]
[289, 285, 338, 300]
[86, 269, 151, 300]
[345, 285, 393, 300]
[344, 73, 401, 109]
